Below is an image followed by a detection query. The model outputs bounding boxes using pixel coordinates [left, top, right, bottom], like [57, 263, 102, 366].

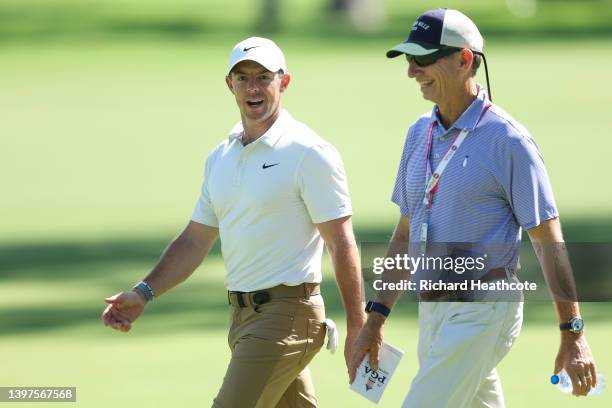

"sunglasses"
[405, 47, 462, 67]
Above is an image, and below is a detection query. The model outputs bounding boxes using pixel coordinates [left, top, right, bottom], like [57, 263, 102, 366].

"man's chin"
[420, 91, 439, 104]
[242, 108, 267, 121]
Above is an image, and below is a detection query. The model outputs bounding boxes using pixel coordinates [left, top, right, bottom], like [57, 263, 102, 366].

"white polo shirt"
[192, 110, 352, 291]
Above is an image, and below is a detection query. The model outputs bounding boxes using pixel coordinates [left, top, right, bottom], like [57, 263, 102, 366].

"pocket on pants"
[297, 318, 326, 365]
[494, 302, 523, 362]
[306, 318, 326, 352]
[247, 311, 296, 345]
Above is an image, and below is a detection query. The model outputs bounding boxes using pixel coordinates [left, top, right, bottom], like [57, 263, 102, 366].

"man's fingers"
[109, 308, 132, 326]
[348, 349, 367, 384]
[553, 359, 562, 377]
[104, 295, 119, 304]
[101, 304, 115, 326]
[102, 305, 132, 331]
[589, 363, 597, 388]
[578, 372, 591, 395]
[119, 322, 132, 332]
[105, 292, 129, 305]
[567, 370, 581, 396]
[369, 344, 380, 372]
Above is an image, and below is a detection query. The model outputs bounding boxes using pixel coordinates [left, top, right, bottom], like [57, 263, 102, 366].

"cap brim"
[228, 55, 283, 74]
[386, 42, 440, 58]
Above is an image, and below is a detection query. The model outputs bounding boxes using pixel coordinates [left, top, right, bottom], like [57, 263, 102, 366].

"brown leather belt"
[228, 282, 320, 308]
[418, 267, 510, 301]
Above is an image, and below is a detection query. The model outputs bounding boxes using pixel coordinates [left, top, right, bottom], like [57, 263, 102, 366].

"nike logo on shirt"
[262, 162, 280, 169]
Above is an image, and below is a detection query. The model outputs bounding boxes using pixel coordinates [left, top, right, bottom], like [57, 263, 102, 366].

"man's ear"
[280, 72, 291, 93]
[225, 75, 235, 94]
[459, 49, 474, 72]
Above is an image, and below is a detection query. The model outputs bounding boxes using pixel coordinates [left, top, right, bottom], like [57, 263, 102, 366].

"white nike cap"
[227, 37, 287, 74]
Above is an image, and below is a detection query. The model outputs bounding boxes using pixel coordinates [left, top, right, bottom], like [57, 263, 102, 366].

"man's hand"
[344, 318, 366, 368]
[555, 334, 597, 396]
[101, 291, 146, 332]
[347, 314, 385, 384]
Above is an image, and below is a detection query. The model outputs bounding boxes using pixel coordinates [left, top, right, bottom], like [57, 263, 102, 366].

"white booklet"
[350, 341, 405, 404]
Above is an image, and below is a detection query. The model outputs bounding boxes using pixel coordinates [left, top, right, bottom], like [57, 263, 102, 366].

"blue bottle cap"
[550, 374, 559, 385]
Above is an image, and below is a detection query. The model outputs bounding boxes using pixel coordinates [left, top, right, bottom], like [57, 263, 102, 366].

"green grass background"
[1, 0, 612, 407]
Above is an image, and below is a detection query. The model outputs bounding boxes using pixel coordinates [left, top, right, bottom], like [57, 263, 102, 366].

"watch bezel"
[570, 318, 584, 333]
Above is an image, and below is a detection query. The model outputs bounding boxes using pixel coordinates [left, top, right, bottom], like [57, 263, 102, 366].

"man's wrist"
[365, 300, 391, 318]
[366, 311, 387, 327]
[131, 288, 149, 304]
[346, 311, 367, 329]
[132, 281, 155, 302]
[560, 330, 584, 342]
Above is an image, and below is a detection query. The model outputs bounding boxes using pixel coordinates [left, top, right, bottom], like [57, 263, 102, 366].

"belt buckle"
[252, 291, 270, 306]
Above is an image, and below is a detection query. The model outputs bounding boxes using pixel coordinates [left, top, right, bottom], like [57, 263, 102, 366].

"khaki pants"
[213, 293, 327, 408]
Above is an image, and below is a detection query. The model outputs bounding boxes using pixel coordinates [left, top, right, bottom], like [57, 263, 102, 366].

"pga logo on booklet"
[362, 364, 388, 391]
[350, 341, 404, 404]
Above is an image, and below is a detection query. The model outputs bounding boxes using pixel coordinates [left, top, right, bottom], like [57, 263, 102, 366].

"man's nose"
[407, 59, 419, 78]
[247, 77, 258, 92]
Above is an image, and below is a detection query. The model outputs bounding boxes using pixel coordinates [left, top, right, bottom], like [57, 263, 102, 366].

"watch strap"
[133, 281, 155, 302]
[365, 301, 391, 317]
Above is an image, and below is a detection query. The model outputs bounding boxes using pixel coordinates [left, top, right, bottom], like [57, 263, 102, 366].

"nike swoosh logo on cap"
[262, 162, 280, 169]
[243, 46, 260, 52]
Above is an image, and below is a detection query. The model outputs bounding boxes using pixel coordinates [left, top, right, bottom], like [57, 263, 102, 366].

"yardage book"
[350, 341, 404, 404]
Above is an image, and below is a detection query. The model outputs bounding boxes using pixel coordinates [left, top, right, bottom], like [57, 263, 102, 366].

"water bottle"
[550, 369, 605, 395]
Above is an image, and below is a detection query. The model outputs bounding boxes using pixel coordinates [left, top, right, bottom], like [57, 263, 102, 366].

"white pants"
[402, 301, 523, 408]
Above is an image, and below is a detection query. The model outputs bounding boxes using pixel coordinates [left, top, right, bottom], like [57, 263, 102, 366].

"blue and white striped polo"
[391, 87, 558, 272]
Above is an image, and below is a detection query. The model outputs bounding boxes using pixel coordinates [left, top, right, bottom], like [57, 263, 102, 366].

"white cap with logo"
[227, 37, 287, 74]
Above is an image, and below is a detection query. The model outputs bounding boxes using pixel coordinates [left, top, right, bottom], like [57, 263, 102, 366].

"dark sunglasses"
[405, 47, 462, 67]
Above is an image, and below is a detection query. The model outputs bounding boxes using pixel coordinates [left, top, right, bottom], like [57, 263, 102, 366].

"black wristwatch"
[365, 301, 391, 318]
[559, 317, 584, 334]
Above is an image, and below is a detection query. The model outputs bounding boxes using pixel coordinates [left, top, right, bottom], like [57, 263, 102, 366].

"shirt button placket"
[234, 148, 249, 186]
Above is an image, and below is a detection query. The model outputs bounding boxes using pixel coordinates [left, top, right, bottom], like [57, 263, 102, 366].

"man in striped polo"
[348, 8, 597, 407]
[102, 37, 365, 407]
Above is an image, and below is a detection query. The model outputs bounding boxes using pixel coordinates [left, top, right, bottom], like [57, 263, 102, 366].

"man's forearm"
[532, 240, 581, 324]
[529, 219, 581, 325]
[329, 241, 366, 329]
[374, 219, 411, 310]
[374, 248, 411, 309]
[141, 224, 217, 298]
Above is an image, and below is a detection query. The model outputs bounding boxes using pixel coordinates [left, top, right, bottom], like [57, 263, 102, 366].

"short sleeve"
[298, 143, 352, 224]
[391, 130, 412, 216]
[191, 155, 219, 227]
[502, 137, 559, 229]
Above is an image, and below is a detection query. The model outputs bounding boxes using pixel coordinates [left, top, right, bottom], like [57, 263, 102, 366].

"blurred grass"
[1, 0, 612, 42]
[1, 39, 612, 242]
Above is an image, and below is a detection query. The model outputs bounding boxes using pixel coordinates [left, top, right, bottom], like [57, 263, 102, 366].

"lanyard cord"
[423, 123, 469, 207]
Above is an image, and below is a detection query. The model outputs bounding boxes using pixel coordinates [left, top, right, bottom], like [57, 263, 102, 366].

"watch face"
[571, 318, 584, 332]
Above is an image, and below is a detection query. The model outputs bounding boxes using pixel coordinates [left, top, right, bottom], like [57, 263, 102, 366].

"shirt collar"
[431, 86, 489, 131]
[228, 109, 290, 147]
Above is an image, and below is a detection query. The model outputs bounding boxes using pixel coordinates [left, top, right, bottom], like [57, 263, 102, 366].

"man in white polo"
[101, 37, 365, 407]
